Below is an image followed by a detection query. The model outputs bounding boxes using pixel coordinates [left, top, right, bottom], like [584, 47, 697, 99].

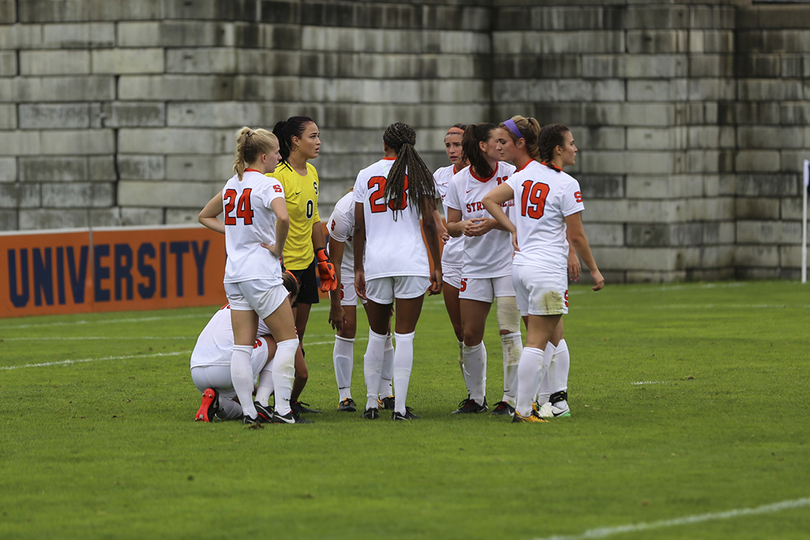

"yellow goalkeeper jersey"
[266, 161, 321, 270]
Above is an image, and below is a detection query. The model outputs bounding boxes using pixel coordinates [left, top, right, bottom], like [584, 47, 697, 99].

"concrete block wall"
[494, 0, 807, 282]
[1, 0, 808, 282]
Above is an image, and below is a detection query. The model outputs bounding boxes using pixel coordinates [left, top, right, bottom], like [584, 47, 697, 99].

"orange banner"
[1, 226, 227, 318]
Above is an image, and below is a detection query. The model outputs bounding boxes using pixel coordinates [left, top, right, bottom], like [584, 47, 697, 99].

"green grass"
[1, 281, 809, 540]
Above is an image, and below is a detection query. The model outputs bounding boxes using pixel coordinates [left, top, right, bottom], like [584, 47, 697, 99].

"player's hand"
[591, 270, 605, 291]
[511, 231, 520, 253]
[315, 247, 337, 292]
[568, 252, 581, 282]
[328, 304, 345, 332]
[354, 269, 367, 300]
[463, 218, 486, 237]
[428, 268, 443, 296]
[261, 243, 284, 258]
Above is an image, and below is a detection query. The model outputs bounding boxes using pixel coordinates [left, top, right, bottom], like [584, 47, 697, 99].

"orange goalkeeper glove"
[315, 247, 337, 292]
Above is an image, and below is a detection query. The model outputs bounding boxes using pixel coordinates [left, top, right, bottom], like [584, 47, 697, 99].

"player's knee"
[496, 296, 521, 334]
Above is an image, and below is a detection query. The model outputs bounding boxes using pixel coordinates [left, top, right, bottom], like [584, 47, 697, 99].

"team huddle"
[191, 115, 604, 425]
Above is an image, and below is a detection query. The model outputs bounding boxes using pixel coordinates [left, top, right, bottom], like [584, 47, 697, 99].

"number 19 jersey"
[353, 157, 430, 281]
[222, 170, 286, 284]
[506, 161, 584, 274]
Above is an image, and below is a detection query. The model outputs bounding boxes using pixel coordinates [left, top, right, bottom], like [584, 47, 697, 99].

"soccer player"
[268, 116, 336, 415]
[444, 123, 522, 416]
[353, 122, 443, 420]
[483, 119, 604, 423]
[326, 190, 395, 412]
[198, 127, 302, 425]
[192, 273, 309, 423]
[432, 125, 470, 400]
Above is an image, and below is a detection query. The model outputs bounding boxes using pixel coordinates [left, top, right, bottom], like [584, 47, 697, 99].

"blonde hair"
[233, 127, 278, 181]
[499, 116, 542, 161]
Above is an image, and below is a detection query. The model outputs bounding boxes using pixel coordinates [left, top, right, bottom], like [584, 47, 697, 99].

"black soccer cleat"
[361, 407, 379, 420]
[451, 398, 488, 414]
[272, 410, 314, 424]
[291, 400, 321, 414]
[489, 401, 515, 416]
[242, 415, 265, 428]
[378, 395, 396, 410]
[392, 407, 419, 420]
[254, 401, 274, 423]
[337, 397, 357, 412]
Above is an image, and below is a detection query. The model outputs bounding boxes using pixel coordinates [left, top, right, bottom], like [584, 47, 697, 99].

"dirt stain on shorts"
[541, 290, 564, 315]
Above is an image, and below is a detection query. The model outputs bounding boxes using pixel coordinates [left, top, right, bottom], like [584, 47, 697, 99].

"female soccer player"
[192, 273, 302, 423]
[268, 116, 336, 414]
[444, 123, 521, 416]
[326, 189, 395, 412]
[483, 119, 604, 423]
[353, 122, 443, 420]
[432, 124, 470, 399]
[198, 127, 302, 424]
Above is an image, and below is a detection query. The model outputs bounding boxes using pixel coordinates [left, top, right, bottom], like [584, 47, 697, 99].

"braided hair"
[382, 122, 436, 220]
[233, 127, 277, 181]
[539, 123, 570, 172]
[461, 123, 497, 179]
[499, 115, 542, 161]
[272, 116, 315, 170]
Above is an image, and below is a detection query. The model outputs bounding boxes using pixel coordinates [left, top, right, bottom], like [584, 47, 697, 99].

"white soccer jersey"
[189, 304, 271, 368]
[353, 157, 430, 280]
[222, 170, 285, 284]
[506, 160, 585, 274]
[433, 164, 464, 269]
[327, 191, 356, 276]
[445, 161, 516, 279]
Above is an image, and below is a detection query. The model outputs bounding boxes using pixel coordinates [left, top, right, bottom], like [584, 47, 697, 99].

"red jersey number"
[520, 180, 550, 219]
[368, 176, 409, 213]
[224, 188, 254, 225]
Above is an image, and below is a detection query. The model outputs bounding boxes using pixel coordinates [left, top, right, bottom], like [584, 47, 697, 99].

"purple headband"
[503, 119, 523, 140]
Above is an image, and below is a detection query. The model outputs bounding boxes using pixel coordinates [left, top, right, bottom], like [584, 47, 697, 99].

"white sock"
[393, 331, 415, 415]
[364, 329, 387, 411]
[457, 340, 470, 395]
[271, 338, 299, 416]
[516, 347, 544, 417]
[551, 339, 570, 398]
[536, 370, 551, 406]
[216, 396, 244, 421]
[501, 331, 522, 407]
[462, 341, 487, 404]
[333, 335, 354, 401]
[379, 333, 394, 398]
[254, 362, 274, 407]
[230, 345, 257, 419]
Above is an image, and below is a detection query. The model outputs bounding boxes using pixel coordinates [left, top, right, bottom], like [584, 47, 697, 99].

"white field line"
[531, 497, 810, 540]
[1, 336, 192, 341]
[0, 338, 361, 370]
[630, 381, 669, 386]
[0, 313, 207, 330]
[0, 350, 190, 370]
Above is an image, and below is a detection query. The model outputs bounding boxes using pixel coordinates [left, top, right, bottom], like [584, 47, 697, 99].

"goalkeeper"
[267, 116, 337, 414]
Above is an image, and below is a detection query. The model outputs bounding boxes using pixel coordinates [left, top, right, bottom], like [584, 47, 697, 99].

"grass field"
[1, 280, 809, 540]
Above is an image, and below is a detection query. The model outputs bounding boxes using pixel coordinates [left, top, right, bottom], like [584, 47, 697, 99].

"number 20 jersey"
[353, 157, 430, 281]
[505, 160, 584, 274]
[222, 170, 286, 284]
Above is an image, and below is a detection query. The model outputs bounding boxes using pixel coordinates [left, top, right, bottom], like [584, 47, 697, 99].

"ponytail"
[382, 122, 436, 220]
[272, 116, 315, 170]
[462, 123, 496, 179]
[233, 127, 277, 181]
[499, 115, 541, 161]
[539, 123, 570, 172]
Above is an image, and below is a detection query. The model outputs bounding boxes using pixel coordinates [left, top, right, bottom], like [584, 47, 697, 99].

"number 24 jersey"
[222, 170, 286, 284]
